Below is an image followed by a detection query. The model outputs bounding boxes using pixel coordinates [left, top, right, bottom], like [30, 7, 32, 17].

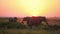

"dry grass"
[0, 17, 60, 34]
[0, 29, 60, 34]
[0, 29, 48, 34]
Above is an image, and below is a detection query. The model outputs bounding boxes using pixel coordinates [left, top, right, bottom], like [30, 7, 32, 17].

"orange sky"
[0, 0, 60, 17]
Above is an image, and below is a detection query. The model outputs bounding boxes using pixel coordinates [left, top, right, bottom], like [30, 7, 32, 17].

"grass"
[0, 29, 46, 34]
[0, 29, 60, 34]
[0, 17, 60, 34]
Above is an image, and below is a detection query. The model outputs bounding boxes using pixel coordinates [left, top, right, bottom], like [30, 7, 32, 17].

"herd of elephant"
[9, 16, 48, 29]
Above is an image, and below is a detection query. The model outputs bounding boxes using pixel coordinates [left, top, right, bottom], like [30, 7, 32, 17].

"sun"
[32, 14, 37, 16]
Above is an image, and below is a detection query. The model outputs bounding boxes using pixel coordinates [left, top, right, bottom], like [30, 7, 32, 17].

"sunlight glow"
[17, 0, 47, 16]
[1, 0, 59, 17]
[32, 14, 37, 16]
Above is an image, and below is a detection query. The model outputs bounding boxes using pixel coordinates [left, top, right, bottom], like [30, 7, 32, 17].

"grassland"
[0, 28, 60, 34]
[0, 17, 60, 34]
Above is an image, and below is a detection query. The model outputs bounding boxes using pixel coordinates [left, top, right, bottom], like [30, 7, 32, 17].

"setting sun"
[17, 0, 47, 16]
[32, 14, 37, 16]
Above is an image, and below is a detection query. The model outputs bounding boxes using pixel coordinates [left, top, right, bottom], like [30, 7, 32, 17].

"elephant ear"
[41, 22, 47, 25]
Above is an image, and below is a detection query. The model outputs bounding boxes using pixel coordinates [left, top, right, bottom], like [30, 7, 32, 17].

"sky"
[0, 0, 60, 17]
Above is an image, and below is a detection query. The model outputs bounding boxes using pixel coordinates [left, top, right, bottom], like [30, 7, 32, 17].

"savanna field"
[0, 17, 60, 34]
[0, 0, 60, 34]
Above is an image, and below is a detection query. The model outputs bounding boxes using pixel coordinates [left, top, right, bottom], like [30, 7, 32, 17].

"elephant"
[23, 16, 48, 29]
